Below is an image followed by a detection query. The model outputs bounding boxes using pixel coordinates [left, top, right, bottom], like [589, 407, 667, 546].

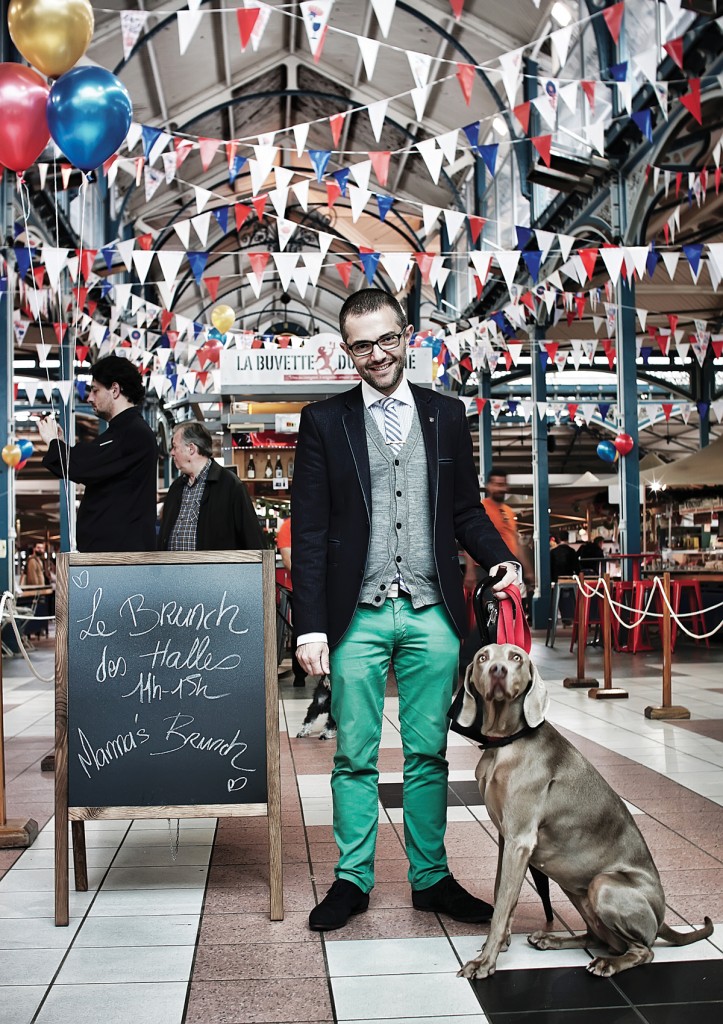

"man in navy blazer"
[292, 289, 519, 931]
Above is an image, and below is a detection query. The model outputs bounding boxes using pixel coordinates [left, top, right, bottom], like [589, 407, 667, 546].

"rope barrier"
[1, 591, 55, 685]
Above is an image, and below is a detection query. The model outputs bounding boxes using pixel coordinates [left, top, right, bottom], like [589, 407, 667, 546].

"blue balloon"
[596, 439, 617, 464]
[47, 67, 132, 172]
[17, 438, 34, 461]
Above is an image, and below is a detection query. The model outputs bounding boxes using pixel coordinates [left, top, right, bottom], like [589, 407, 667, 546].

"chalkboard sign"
[54, 550, 282, 925]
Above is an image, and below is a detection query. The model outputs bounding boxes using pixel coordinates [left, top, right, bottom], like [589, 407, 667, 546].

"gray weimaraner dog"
[452, 643, 712, 979]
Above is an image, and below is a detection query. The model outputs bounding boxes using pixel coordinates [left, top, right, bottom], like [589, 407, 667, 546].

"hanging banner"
[220, 336, 432, 388]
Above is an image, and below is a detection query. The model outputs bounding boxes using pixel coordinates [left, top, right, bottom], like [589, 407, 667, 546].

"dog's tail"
[657, 917, 713, 945]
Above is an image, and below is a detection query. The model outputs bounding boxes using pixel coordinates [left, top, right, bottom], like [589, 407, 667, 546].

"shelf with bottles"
[233, 448, 296, 487]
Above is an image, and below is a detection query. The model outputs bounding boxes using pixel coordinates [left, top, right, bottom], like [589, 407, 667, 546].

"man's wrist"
[297, 632, 327, 647]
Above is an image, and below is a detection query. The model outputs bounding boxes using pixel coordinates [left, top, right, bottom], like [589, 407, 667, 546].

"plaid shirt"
[167, 459, 212, 551]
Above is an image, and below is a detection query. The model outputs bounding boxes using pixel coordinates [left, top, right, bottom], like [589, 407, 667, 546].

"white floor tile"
[0, 986, 46, 1024]
[340, 1018, 488, 1024]
[0, 917, 80, 950]
[34, 982, 187, 1024]
[121, 826, 216, 848]
[73, 914, 198, 947]
[111, 844, 211, 868]
[451, 933, 593, 971]
[0, 891, 93, 921]
[11, 847, 116, 870]
[327, 937, 460, 977]
[128, 817, 218, 830]
[332, 972, 484, 1021]
[101, 865, 208, 889]
[0, 868, 105, 894]
[56, 944, 195, 984]
[88, 887, 205, 917]
[0, 947, 66, 986]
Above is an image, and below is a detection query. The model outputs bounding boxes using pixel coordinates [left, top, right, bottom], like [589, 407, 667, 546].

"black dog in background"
[296, 675, 336, 740]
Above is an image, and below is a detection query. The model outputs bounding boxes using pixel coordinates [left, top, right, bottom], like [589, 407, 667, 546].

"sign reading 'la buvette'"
[219, 335, 433, 388]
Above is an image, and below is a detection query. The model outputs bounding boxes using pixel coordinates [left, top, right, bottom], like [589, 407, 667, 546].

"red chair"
[670, 578, 708, 652]
[614, 579, 656, 653]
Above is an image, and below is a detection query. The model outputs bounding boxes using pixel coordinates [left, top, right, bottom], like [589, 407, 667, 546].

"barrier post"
[0, 638, 39, 848]
[589, 573, 628, 699]
[563, 572, 600, 689]
[645, 573, 690, 720]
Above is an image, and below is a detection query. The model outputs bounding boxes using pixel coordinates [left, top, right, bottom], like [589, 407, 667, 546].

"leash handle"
[497, 584, 531, 653]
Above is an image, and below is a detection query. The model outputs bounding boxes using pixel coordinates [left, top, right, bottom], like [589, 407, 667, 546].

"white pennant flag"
[125, 122, 142, 152]
[661, 251, 680, 280]
[532, 94, 556, 131]
[244, 0, 272, 51]
[443, 209, 466, 244]
[558, 81, 578, 115]
[535, 229, 556, 261]
[277, 218, 297, 252]
[436, 129, 458, 166]
[422, 205, 441, 237]
[268, 188, 289, 220]
[496, 251, 521, 291]
[350, 159, 372, 191]
[191, 212, 212, 246]
[41, 247, 69, 293]
[416, 139, 444, 184]
[410, 85, 430, 122]
[293, 122, 309, 157]
[193, 185, 214, 214]
[707, 243, 723, 279]
[558, 234, 575, 262]
[633, 45, 659, 86]
[302, 252, 324, 286]
[272, 252, 299, 291]
[469, 251, 493, 285]
[274, 166, 294, 191]
[144, 166, 164, 202]
[370, 0, 396, 37]
[245, 271, 264, 299]
[116, 238, 135, 272]
[291, 265, 310, 299]
[585, 119, 606, 156]
[636, 308, 648, 331]
[173, 220, 191, 250]
[121, 10, 148, 60]
[292, 178, 310, 211]
[156, 281, 179, 309]
[300, 0, 334, 58]
[318, 231, 333, 257]
[357, 36, 380, 79]
[625, 246, 648, 281]
[407, 50, 433, 91]
[367, 99, 388, 142]
[380, 252, 411, 291]
[162, 151, 178, 184]
[349, 184, 371, 222]
[177, 9, 203, 56]
[550, 25, 572, 69]
[498, 47, 524, 108]
[157, 250, 185, 286]
[132, 251, 155, 285]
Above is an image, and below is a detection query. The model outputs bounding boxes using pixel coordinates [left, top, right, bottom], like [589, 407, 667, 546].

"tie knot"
[379, 397, 395, 411]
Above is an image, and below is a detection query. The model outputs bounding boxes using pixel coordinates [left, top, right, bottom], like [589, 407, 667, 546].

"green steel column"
[0, 173, 14, 592]
[530, 326, 550, 629]
[478, 370, 492, 483]
[616, 278, 641, 577]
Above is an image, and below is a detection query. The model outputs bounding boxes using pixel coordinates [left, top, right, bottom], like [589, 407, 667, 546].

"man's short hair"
[339, 288, 406, 342]
[486, 470, 507, 483]
[91, 356, 145, 405]
[174, 420, 214, 458]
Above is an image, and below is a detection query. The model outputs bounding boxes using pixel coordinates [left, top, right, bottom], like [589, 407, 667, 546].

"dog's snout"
[489, 662, 508, 679]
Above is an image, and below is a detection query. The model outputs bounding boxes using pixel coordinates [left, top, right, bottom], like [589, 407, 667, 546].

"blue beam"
[530, 327, 551, 630]
[616, 279, 641, 576]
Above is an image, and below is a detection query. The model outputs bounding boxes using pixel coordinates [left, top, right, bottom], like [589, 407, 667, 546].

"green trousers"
[329, 597, 460, 892]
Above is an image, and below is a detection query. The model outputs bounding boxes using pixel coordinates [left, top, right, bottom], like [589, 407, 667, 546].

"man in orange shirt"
[481, 471, 518, 554]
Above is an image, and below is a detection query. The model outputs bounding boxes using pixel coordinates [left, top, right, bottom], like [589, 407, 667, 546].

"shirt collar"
[186, 458, 212, 487]
[360, 375, 413, 410]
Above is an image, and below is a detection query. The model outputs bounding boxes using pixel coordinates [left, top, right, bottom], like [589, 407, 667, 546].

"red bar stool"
[670, 578, 708, 652]
[614, 578, 657, 653]
[570, 577, 602, 652]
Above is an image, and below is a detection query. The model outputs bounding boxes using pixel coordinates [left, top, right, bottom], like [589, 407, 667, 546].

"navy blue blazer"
[291, 382, 516, 648]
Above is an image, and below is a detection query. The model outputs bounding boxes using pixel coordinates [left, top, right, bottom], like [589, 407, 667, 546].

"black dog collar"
[478, 722, 541, 749]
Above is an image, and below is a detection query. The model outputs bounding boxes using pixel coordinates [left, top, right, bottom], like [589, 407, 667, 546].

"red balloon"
[15, 459, 28, 471]
[0, 63, 50, 172]
[613, 433, 634, 456]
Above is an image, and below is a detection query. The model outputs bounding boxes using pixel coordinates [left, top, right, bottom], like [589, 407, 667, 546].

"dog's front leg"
[458, 835, 533, 980]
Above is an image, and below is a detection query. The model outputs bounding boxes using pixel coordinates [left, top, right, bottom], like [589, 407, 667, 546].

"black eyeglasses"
[346, 327, 408, 358]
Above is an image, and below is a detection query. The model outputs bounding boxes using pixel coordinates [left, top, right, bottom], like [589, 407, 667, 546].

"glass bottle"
[247, 454, 256, 479]
[287, 457, 294, 480]
[274, 455, 284, 479]
[264, 454, 273, 478]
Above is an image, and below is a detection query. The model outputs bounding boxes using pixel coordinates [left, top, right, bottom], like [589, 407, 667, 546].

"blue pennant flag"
[100, 279, 113, 298]
[76, 381, 88, 401]
[478, 144, 498, 177]
[375, 194, 394, 222]
[631, 109, 653, 143]
[308, 149, 332, 181]
[167, 373, 178, 391]
[212, 207, 229, 233]
[14, 221, 24, 239]
[193, 321, 204, 338]
[598, 402, 611, 421]
[332, 168, 350, 197]
[697, 402, 709, 420]
[229, 156, 247, 185]
[141, 125, 163, 161]
[515, 226, 534, 250]
[159, 334, 171, 348]
[640, 346, 652, 365]
[539, 350, 549, 371]
[522, 250, 542, 283]
[682, 243, 703, 276]
[186, 251, 209, 285]
[462, 121, 480, 149]
[101, 246, 115, 270]
[507, 399, 519, 416]
[609, 61, 628, 83]
[14, 246, 32, 278]
[359, 250, 381, 285]
[646, 246, 660, 279]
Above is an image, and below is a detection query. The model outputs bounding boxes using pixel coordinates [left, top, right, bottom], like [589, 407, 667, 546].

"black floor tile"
[377, 782, 404, 808]
[611, 960, 723, 1006]
[637, 1003, 723, 1024]
[448, 779, 485, 805]
[376, 781, 469, 808]
[470, 966, 627, 1015]
[491, 1009, 643, 1024]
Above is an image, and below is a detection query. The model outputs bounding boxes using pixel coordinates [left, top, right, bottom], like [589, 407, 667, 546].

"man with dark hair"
[37, 355, 158, 552]
[292, 288, 520, 931]
[158, 421, 263, 551]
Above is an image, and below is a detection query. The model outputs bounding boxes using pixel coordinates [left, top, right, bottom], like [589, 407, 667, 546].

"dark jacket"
[550, 542, 579, 581]
[291, 382, 516, 647]
[158, 460, 264, 551]
[42, 406, 158, 553]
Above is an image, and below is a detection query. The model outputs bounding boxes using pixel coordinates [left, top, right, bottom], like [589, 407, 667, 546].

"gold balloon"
[211, 304, 236, 335]
[2, 443, 23, 468]
[8, 0, 95, 80]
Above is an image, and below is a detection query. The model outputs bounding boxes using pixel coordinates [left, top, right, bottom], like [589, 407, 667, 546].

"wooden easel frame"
[54, 550, 282, 925]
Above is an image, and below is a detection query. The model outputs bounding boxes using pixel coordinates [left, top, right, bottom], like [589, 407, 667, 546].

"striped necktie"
[379, 397, 403, 452]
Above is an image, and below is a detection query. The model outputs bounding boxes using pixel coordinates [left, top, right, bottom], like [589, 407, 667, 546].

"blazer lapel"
[412, 384, 439, 505]
[342, 385, 372, 514]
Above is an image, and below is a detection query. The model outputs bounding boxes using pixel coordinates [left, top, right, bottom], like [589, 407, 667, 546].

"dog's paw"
[296, 724, 312, 738]
[319, 727, 337, 740]
[587, 957, 617, 977]
[528, 931, 559, 950]
[457, 958, 495, 980]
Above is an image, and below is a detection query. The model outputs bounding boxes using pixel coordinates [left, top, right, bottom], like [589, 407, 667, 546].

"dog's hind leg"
[528, 889, 600, 951]
[585, 873, 659, 976]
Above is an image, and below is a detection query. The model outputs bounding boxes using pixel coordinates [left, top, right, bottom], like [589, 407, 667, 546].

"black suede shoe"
[412, 874, 493, 923]
[309, 879, 370, 931]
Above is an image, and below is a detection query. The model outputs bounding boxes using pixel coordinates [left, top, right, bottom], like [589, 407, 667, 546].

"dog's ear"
[522, 659, 549, 728]
[448, 661, 485, 740]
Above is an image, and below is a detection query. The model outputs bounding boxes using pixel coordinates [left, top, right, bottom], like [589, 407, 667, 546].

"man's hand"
[296, 641, 330, 676]
[488, 561, 521, 597]
[35, 414, 63, 449]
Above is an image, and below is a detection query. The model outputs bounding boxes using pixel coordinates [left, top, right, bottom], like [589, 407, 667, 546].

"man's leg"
[328, 603, 393, 893]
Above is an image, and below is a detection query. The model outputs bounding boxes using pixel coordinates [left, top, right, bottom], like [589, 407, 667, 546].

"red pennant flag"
[455, 63, 475, 105]
[369, 151, 391, 186]
[531, 134, 552, 167]
[137, 232, 153, 251]
[602, 2, 624, 44]
[277, 335, 292, 349]
[73, 286, 88, 310]
[680, 79, 702, 125]
[566, 310, 575, 327]
[449, 0, 464, 17]
[161, 309, 174, 333]
[502, 350, 513, 370]
[700, 168, 708, 194]
[252, 195, 267, 222]
[460, 356, 473, 372]
[203, 276, 220, 301]
[662, 403, 673, 421]
[75, 344, 89, 363]
[520, 291, 536, 313]
[413, 252, 436, 284]
[567, 403, 578, 420]
[475, 397, 487, 415]
[544, 341, 559, 361]
[473, 275, 484, 298]
[325, 180, 342, 208]
[663, 36, 684, 70]
[711, 339, 723, 359]
[53, 322, 67, 344]
[236, 7, 260, 50]
[251, 337, 264, 349]
[198, 137, 221, 172]
[513, 101, 531, 134]
[656, 334, 670, 357]
[248, 251, 270, 276]
[605, 346, 616, 369]
[102, 154, 117, 177]
[330, 113, 347, 148]
[87, 299, 97, 317]
[234, 202, 251, 232]
[578, 248, 599, 280]
[225, 140, 238, 168]
[575, 294, 587, 319]
[468, 215, 485, 243]
[716, 167, 722, 195]
[76, 248, 97, 281]
[166, 330, 179, 349]
[663, 222, 670, 244]
[32, 265, 45, 288]
[335, 261, 354, 288]
[581, 80, 596, 112]
[174, 138, 195, 167]
[667, 313, 678, 333]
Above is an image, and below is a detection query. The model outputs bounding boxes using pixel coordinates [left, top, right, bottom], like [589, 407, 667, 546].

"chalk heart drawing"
[72, 571, 89, 589]
[227, 778, 247, 793]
